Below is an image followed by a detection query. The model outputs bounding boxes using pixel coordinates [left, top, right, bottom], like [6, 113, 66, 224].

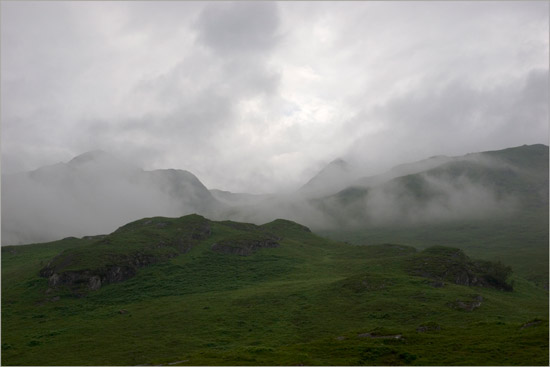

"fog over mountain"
[299, 158, 359, 199]
[222, 144, 549, 230]
[3, 144, 546, 245]
[2, 2, 548, 244]
[1, 151, 223, 244]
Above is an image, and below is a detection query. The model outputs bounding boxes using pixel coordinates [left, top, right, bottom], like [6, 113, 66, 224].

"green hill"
[2, 214, 548, 365]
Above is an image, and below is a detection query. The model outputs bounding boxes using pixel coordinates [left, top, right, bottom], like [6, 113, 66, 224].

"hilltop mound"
[39, 215, 213, 294]
[37, 215, 314, 295]
[260, 218, 312, 234]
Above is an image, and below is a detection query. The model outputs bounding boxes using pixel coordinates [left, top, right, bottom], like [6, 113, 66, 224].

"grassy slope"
[318, 209, 549, 288]
[2, 216, 548, 366]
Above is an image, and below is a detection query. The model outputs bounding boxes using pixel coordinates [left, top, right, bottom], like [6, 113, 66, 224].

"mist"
[1, 151, 223, 245]
[1, 1, 548, 244]
[2, 144, 547, 245]
[217, 148, 539, 232]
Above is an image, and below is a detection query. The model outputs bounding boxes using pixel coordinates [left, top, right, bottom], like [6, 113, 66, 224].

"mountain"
[355, 154, 454, 188]
[3, 144, 547, 249]
[1, 151, 223, 245]
[216, 144, 548, 236]
[2, 214, 547, 365]
[312, 144, 548, 226]
[299, 158, 358, 198]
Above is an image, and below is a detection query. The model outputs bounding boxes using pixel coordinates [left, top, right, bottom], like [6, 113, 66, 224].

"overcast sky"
[2, 1, 548, 193]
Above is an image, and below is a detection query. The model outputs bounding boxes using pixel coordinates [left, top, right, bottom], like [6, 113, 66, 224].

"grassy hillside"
[319, 209, 549, 289]
[2, 215, 548, 365]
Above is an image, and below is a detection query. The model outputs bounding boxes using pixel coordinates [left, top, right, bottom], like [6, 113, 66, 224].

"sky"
[1, 1, 548, 194]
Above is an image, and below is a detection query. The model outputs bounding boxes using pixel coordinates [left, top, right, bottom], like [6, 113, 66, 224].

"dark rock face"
[211, 238, 280, 256]
[41, 265, 137, 293]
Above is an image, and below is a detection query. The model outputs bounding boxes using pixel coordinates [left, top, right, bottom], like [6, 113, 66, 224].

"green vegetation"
[319, 209, 549, 289]
[2, 214, 548, 365]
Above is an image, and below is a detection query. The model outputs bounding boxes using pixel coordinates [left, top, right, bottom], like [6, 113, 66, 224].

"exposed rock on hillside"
[406, 246, 513, 291]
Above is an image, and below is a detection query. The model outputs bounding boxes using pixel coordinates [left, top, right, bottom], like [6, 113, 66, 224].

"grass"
[2, 214, 548, 365]
[319, 202, 549, 285]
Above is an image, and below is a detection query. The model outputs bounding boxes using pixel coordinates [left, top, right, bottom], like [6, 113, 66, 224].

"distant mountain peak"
[68, 150, 112, 166]
[299, 158, 355, 197]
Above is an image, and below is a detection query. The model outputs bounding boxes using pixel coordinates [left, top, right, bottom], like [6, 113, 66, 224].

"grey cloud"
[1, 1, 547, 194]
[196, 1, 280, 56]
[76, 58, 281, 173]
[344, 68, 549, 176]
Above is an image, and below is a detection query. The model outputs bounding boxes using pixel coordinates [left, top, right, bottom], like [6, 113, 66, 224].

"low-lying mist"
[2, 145, 546, 245]
[1, 151, 222, 245]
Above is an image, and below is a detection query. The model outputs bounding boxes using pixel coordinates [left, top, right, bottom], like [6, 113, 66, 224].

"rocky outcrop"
[40, 263, 140, 293]
[406, 246, 513, 291]
[211, 238, 280, 256]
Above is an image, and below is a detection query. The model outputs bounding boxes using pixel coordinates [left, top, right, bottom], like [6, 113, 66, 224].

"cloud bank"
[1, 1, 548, 194]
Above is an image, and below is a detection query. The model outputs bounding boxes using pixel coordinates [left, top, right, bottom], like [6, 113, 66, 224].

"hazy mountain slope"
[355, 154, 454, 188]
[206, 144, 549, 240]
[314, 144, 548, 227]
[2, 144, 547, 246]
[2, 214, 547, 365]
[1, 151, 223, 245]
[299, 158, 358, 198]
